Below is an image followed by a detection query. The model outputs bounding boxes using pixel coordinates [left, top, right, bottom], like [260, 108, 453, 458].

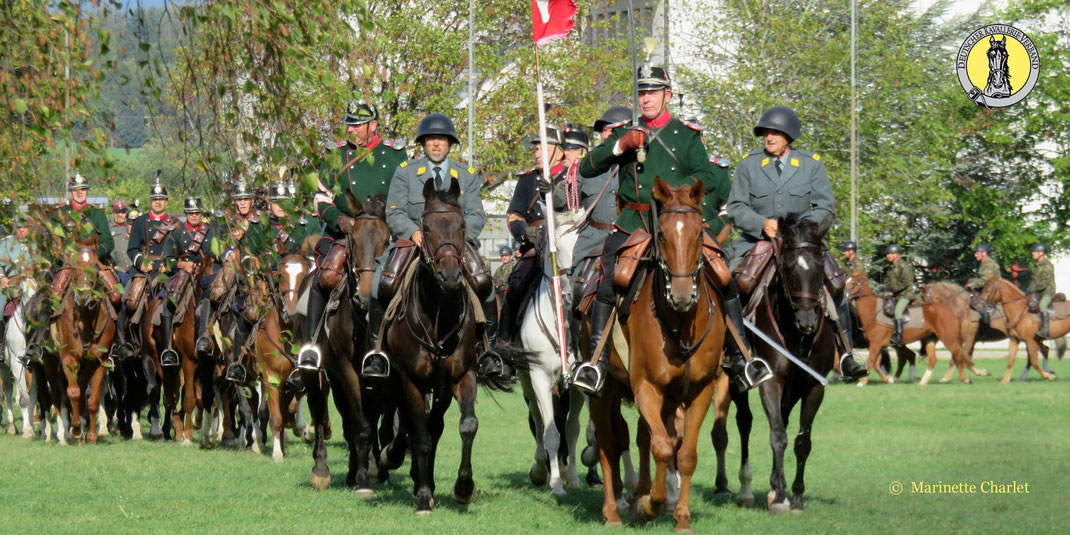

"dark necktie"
[434, 166, 443, 190]
[775, 159, 783, 177]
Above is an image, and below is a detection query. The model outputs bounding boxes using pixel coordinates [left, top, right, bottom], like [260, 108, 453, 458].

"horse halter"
[419, 204, 466, 267]
[777, 239, 824, 311]
[347, 213, 387, 278]
[654, 205, 704, 298]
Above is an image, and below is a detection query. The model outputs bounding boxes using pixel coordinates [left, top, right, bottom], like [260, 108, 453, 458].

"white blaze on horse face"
[796, 255, 810, 271]
[81, 251, 90, 263]
[283, 261, 303, 291]
[675, 220, 684, 235]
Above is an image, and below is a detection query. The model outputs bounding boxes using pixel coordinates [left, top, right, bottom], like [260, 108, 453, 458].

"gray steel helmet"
[839, 240, 858, 252]
[1031, 243, 1047, 254]
[343, 98, 378, 125]
[592, 106, 632, 131]
[753, 106, 802, 141]
[524, 125, 565, 148]
[415, 113, 459, 145]
[498, 245, 513, 257]
[183, 197, 204, 213]
[562, 125, 590, 151]
[884, 243, 902, 255]
[974, 242, 992, 253]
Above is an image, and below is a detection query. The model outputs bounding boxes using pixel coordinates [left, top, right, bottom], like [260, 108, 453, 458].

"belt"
[590, 220, 615, 231]
[528, 219, 545, 227]
[623, 202, 650, 212]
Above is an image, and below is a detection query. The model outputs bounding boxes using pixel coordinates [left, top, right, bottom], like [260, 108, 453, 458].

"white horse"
[2, 278, 46, 439]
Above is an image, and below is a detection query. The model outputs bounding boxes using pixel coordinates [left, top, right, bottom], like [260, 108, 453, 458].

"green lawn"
[0, 358, 1065, 534]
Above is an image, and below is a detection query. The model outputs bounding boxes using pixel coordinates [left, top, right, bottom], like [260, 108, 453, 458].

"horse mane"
[362, 193, 386, 219]
[426, 190, 462, 209]
[780, 212, 825, 244]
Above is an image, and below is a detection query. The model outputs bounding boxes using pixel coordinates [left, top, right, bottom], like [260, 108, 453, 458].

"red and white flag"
[531, 0, 577, 47]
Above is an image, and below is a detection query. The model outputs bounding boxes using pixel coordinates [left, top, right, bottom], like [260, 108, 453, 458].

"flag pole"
[534, 47, 570, 381]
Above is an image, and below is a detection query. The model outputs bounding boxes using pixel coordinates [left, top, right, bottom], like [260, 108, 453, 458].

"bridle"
[650, 201, 714, 358]
[776, 239, 824, 312]
[419, 204, 466, 268]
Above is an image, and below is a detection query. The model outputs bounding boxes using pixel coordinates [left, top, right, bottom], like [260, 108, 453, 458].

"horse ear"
[422, 174, 436, 201]
[652, 176, 672, 204]
[990, 36, 995, 44]
[688, 179, 705, 206]
[817, 214, 833, 237]
[345, 190, 363, 216]
[448, 177, 461, 199]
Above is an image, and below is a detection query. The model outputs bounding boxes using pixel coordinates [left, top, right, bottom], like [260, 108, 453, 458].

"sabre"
[742, 318, 830, 386]
[626, 0, 646, 162]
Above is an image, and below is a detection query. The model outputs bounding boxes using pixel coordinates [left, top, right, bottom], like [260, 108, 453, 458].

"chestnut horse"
[42, 231, 117, 444]
[302, 192, 392, 494]
[846, 274, 985, 385]
[142, 254, 214, 445]
[926, 281, 1062, 382]
[979, 279, 1058, 383]
[379, 178, 510, 515]
[588, 178, 730, 532]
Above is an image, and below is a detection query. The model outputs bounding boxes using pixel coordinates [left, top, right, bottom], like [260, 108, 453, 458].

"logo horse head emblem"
[983, 35, 1011, 98]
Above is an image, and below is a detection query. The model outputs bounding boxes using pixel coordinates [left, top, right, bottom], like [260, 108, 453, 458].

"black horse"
[747, 213, 836, 514]
[380, 178, 512, 515]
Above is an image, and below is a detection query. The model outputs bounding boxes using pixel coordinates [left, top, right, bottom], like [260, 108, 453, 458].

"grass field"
[0, 357, 1066, 534]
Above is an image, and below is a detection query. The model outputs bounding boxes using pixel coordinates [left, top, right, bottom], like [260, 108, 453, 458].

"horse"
[142, 254, 215, 445]
[2, 278, 43, 438]
[845, 274, 985, 385]
[252, 248, 314, 461]
[979, 279, 1058, 383]
[516, 207, 586, 496]
[302, 191, 392, 494]
[746, 213, 837, 514]
[984, 35, 1011, 98]
[40, 232, 117, 444]
[380, 178, 511, 515]
[587, 178, 730, 532]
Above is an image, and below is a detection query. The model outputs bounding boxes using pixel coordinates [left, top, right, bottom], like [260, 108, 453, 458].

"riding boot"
[111, 307, 136, 361]
[24, 301, 53, 363]
[721, 288, 773, 393]
[159, 305, 179, 367]
[891, 318, 904, 345]
[297, 287, 326, 370]
[832, 318, 868, 383]
[225, 317, 250, 383]
[195, 300, 214, 359]
[837, 298, 855, 348]
[1037, 312, 1050, 339]
[476, 297, 510, 380]
[496, 294, 517, 346]
[360, 299, 390, 379]
[572, 300, 614, 396]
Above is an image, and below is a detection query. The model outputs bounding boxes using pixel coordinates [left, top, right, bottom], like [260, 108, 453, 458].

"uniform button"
[670, 167, 676, 171]
[639, 185, 643, 189]
[671, 147, 676, 152]
[673, 130, 678, 134]
[777, 190, 781, 194]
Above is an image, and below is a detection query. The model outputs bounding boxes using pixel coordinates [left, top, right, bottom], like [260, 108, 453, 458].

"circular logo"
[889, 481, 903, 495]
[956, 24, 1039, 108]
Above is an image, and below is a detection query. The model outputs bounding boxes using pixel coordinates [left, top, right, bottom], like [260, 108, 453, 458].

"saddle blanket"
[875, 306, 923, 330]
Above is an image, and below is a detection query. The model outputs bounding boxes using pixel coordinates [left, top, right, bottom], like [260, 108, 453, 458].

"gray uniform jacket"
[572, 165, 618, 267]
[726, 147, 835, 261]
[386, 156, 485, 242]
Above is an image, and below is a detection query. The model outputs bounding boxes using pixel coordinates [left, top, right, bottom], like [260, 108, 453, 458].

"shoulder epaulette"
[399, 161, 408, 168]
[468, 166, 476, 175]
[812, 153, 821, 161]
[449, 168, 459, 179]
[681, 119, 704, 132]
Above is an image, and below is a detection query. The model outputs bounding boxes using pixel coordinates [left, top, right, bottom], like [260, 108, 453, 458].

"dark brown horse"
[846, 274, 986, 385]
[42, 231, 117, 444]
[379, 178, 507, 516]
[588, 178, 730, 532]
[979, 279, 1058, 383]
[749, 214, 834, 514]
[302, 192, 391, 494]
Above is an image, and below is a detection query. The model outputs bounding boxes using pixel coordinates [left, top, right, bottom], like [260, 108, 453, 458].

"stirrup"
[476, 349, 509, 380]
[297, 344, 322, 371]
[572, 362, 606, 396]
[743, 357, 774, 389]
[23, 344, 43, 364]
[839, 352, 868, 383]
[160, 348, 180, 367]
[100, 353, 115, 368]
[360, 350, 390, 379]
[282, 369, 305, 395]
[195, 337, 213, 359]
[225, 363, 247, 383]
[112, 342, 135, 361]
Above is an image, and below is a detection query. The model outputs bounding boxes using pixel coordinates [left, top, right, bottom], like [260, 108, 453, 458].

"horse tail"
[1056, 337, 1067, 359]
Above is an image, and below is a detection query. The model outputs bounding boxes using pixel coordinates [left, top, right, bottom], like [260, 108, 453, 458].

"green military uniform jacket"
[316, 137, 408, 238]
[578, 115, 729, 235]
[1028, 257, 1055, 298]
[127, 212, 180, 274]
[726, 148, 835, 261]
[262, 215, 321, 256]
[967, 256, 1001, 289]
[386, 156, 485, 242]
[844, 257, 866, 277]
[60, 202, 114, 259]
[0, 235, 32, 311]
[162, 221, 216, 274]
[884, 259, 916, 299]
[493, 255, 519, 293]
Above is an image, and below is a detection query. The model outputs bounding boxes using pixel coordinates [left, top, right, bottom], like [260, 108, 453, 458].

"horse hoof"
[309, 472, 331, 491]
[551, 485, 567, 498]
[272, 451, 284, 463]
[414, 509, 432, 517]
[529, 463, 548, 487]
[21, 430, 33, 440]
[963, 377, 973, 384]
[768, 496, 791, 515]
[452, 483, 476, 504]
[6, 425, 16, 435]
[604, 520, 624, 528]
[737, 496, 754, 508]
[355, 488, 375, 500]
[675, 526, 695, 534]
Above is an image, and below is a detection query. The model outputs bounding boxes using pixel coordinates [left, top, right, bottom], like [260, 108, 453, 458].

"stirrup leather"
[297, 344, 322, 370]
[360, 349, 390, 379]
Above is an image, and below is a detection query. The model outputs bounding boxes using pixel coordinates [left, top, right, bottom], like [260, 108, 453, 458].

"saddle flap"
[613, 229, 651, 290]
[701, 231, 731, 287]
[732, 240, 774, 294]
[823, 249, 846, 292]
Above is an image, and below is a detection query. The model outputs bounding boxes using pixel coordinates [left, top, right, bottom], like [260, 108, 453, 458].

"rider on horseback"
[1028, 243, 1055, 338]
[366, 112, 494, 379]
[0, 214, 32, 359]
[159, 197, 215, 367]
[297, 98, 407, 373]
[725, 106, 867, 384]
[879, 244, 915, 345]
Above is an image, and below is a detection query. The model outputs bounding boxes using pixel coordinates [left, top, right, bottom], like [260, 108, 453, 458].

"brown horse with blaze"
[588, 178, 730, 532]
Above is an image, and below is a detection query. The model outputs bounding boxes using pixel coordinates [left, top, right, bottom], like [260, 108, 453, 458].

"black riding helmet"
[839, 240, 858, 252]
[591, 106, 633, 132]
[1031, 243, 1047, 254]
[562, 125, 590, 151]
[753, 106, 802, 142]
[498, 245, 513, 257]
[974, 243, 992, 253]
[884, 244, 902, 255]
[415, 113, 459, 146]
